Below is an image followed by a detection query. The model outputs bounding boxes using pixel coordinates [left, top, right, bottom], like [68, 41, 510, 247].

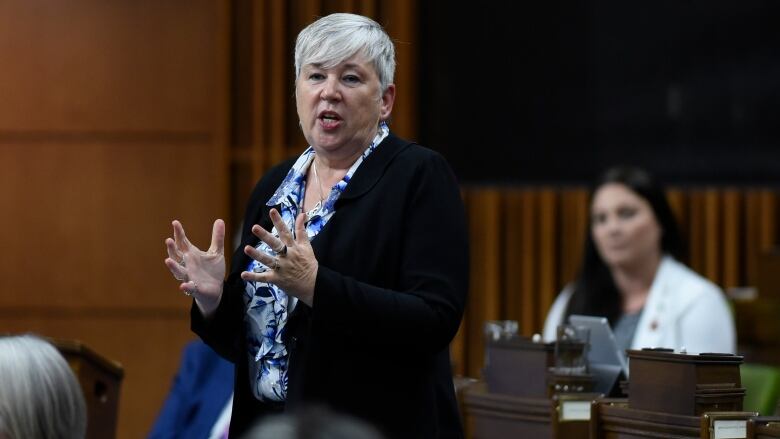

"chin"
[600, 253, 635, 268]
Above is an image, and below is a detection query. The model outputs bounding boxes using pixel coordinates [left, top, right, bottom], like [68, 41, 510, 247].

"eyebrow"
[307, 62, 365, 71]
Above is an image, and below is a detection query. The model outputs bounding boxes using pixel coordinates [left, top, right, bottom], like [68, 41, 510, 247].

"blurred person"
[163, 13, 467, 439]
[242, 405, 384, 439]
[148, 339, 234, 439]
[0, 334, 87, 439]
[543, 166, 736, 354]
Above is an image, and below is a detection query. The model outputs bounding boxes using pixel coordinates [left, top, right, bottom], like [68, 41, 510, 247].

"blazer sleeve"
[677, 285, 736, 354]
[311, 152, 468, 353]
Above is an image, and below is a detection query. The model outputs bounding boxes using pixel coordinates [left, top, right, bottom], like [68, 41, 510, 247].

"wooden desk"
[628, 349, 745, 416]
[592, 400, 757, 439]
[464, 382, 551, 438]
[463, 382, 596, 439]
[748, 417, 780, 438]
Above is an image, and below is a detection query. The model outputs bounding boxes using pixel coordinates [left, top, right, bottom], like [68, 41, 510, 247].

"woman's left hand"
[240, 209, 318, 306]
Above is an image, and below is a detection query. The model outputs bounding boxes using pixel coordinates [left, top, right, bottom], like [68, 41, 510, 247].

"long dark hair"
[564, 166, 685, 326]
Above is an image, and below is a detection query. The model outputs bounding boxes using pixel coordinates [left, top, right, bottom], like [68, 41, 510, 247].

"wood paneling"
[0, 1, 228, 438]
[0, 143, 222, 309]
[0, 0, 218, 133]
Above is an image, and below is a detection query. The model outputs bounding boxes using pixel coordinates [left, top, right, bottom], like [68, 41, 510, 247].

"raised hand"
[164, 219, 226, 316]
[240, 209, 318, 306]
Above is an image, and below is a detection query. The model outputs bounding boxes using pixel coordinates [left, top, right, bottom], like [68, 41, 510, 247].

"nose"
[320, 76, 342, 102]
[604, 215, 623, 235]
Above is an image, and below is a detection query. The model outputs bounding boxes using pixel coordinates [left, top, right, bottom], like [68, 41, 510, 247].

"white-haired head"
[0, 335, 87, 439]
[295, 13, 396, 93]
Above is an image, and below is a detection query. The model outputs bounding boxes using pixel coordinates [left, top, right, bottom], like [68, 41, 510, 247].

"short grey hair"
[294, 13, 396, 93]
[0, 335, 87, 439]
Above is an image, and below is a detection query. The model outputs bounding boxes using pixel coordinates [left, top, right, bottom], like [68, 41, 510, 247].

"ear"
[379, 84, 396, 121]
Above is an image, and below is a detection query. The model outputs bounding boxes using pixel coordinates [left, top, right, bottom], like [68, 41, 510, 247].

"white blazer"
[542, 256, 736, 354]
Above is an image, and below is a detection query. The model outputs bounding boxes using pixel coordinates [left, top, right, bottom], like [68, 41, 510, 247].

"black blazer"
[192, 133, 469, 438]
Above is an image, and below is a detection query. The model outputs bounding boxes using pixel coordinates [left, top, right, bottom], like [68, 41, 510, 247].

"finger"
[180, 280, 198, 296]
[251, 224, 285, 253]
[294, 213, 308, 243]
[165, 238, 181, 262]
[244, 245, 277, 268]
[270, 209, 294, 245]
[251, 224, 274, 242]
[208, 219, 225, 254]
[171, 220, 191, 252]
[240, 270, 275, 284]
[165, 258, 188, 280]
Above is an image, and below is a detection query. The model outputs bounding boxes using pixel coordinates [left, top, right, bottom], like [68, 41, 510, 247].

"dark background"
[419, 1, 780, 185]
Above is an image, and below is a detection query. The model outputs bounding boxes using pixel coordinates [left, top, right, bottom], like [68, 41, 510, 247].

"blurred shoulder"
[384, 135, 454, 177]
[390, 136, 446, 163]
[662, 256, 723, 300]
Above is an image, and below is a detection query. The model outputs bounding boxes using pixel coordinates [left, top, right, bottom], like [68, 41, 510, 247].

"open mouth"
[318, 111, 342, 129]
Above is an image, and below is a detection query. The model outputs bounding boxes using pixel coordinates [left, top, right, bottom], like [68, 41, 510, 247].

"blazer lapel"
[632, 256, 672, 350]
[336, 133, 412, 204]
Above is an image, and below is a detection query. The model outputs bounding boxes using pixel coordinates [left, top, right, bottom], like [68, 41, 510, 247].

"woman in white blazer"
[542, 166, 736, 355]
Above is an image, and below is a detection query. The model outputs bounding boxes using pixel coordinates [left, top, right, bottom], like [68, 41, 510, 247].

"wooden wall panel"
[518, 191, 538, 334]
[0, 1, 229, 438]
[687, 191, 705, 274]
[462, 190, 502, 379]
[760, 191, 777, 251]
[0, 142, 221, 309]
[722, 190, 741, 289]
[380, 0, 418, 140]
[703, 190, 721, 282]
[502, 192, 530, 331]
[537, 190, 558, 327]
[0, 0, 218, 133]
[559, 190, 589, 285]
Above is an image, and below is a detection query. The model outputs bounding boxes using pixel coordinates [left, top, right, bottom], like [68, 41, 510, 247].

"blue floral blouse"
[243, 122, 389, 402]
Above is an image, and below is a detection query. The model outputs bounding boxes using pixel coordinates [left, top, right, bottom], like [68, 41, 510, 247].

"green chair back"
[742, 363, 780, 415]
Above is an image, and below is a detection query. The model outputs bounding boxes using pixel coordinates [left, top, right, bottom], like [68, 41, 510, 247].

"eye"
[617, 207, 637, 219]
[308, 72, 325, 81]
[342, 74, 361, 84]
[591, 212, 607, 225]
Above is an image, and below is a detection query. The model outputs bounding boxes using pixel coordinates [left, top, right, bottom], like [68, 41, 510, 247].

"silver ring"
[178, 258, 186, 267]
[183, 281, 198, 297]
[275, 244, 287, 256]
[272, 258, 280, 271]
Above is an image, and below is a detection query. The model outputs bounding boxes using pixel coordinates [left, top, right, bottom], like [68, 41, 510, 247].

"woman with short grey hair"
[0, 334, 87, 439]
[165, 12, 467, 438]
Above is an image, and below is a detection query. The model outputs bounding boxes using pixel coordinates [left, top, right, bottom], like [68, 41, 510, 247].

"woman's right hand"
[164, 219, 226, 317]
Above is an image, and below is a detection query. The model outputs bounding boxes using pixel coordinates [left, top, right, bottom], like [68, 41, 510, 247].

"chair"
[741, 363, 780, 415]
[52, 339, 124, 439]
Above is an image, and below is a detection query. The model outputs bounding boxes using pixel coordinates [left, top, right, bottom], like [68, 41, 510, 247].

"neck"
[313, 151, 360, 174]
[609, 252, 663, 314]
[314, 125, 380, 171]
[312, 155, 350, 187]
